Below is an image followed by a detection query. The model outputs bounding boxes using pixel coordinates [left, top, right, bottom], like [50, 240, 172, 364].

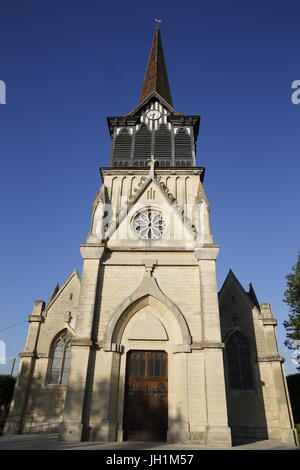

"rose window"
[133, 209, 166, 240]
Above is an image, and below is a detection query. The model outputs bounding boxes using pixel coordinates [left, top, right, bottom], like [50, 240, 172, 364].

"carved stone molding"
[142, 258, 157, 275]
[80, 244, 106, 260]
[194, 245, 220, 261]
[262, 318, 277, 326]
[102, 343, 124, 353]
[257, 355, 284, 363]
[71, 338, 93, 347]
[27, 315, 45, 323]
[172, 344, 193, 353]
[19, 352, 37, 358]
[191, 341, 225, 350]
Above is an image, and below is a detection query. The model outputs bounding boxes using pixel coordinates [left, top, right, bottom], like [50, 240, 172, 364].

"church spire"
[140, 28, 173, 106]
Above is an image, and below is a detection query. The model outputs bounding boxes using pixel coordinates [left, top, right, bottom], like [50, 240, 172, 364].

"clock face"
[146, 110, 162, 120]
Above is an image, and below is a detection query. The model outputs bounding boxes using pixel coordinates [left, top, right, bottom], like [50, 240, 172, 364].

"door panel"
[123, 351, 168, 441]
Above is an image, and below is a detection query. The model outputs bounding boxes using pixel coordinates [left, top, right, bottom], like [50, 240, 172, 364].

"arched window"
[175, 128, 192, 160]
[113, 128, 132, 160]
[134, 125, 151, 160]
[154, 124, 171, 160]
[226, 332, 253, 390]
[48, 330, 72, 385]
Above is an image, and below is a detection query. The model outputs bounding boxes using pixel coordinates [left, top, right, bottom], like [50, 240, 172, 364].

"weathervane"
[155, 18, 162, 28]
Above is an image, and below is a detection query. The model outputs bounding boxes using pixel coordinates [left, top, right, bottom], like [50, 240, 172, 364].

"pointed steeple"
[140, 28, 173, 106]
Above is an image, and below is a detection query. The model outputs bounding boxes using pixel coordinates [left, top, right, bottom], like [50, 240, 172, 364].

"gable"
[219, 271, 262, 321]
[126, 92, 182, 117]
[106, 176, 196, 249]
[45, 270, 81, 316]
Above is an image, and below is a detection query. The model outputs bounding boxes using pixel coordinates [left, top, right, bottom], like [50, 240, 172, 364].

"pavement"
[0, 433, 298, 450]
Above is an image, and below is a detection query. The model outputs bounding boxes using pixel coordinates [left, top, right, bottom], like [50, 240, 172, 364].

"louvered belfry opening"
[134, 125, 152, 166]
[113, 128, 132, 166]
[175, 128, 193, 166]
[154, 124, 171, 167]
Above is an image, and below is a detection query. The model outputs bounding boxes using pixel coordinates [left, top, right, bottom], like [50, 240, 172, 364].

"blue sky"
[0, 0, 299, 376]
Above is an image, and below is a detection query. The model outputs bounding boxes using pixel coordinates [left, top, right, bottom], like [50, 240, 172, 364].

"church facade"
[5, 29, 297, 446]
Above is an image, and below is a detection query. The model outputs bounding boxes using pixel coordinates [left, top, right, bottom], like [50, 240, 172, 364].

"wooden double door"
[123, 350, 168, 441]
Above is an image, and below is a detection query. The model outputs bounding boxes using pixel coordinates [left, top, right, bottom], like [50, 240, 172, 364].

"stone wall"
[219, 271, 297, 445]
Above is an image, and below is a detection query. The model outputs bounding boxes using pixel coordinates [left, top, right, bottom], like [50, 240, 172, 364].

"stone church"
[5, 29, 297, 446]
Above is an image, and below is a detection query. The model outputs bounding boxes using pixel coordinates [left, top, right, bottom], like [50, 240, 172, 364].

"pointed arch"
[110, 176, 119, 212]
[134, 125, 152, 160]
[185, 176, 191, 206]
[175, 128, 192, 162]
[47, 329, 73, 385]
[224, 330, 253, 390]
[154, 124, 171, 160]
[103, 273, 191, 351]
[121, 176, 130, 200]
[113, 128, 132, 161]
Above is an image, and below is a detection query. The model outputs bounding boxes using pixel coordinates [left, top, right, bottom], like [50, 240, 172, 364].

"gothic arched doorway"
[123, 350, 168, 441]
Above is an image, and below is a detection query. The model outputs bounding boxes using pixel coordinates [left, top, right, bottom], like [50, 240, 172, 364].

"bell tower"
[108, 28, 199, 169]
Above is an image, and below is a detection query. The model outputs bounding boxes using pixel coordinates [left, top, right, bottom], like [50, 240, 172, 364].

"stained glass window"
[226, 332, 253, 390]
[48, 330, 72, 385]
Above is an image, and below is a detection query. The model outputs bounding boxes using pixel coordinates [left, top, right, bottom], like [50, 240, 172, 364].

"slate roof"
[140, 28, 173, 106]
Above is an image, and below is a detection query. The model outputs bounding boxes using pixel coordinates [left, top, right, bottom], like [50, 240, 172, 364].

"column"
[194, 246, 232, 446]
[58, 244, 104, 442]
[88, 348, 122, 441]
[4, 301, 45, 434]
[259, 304, 298, 445]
